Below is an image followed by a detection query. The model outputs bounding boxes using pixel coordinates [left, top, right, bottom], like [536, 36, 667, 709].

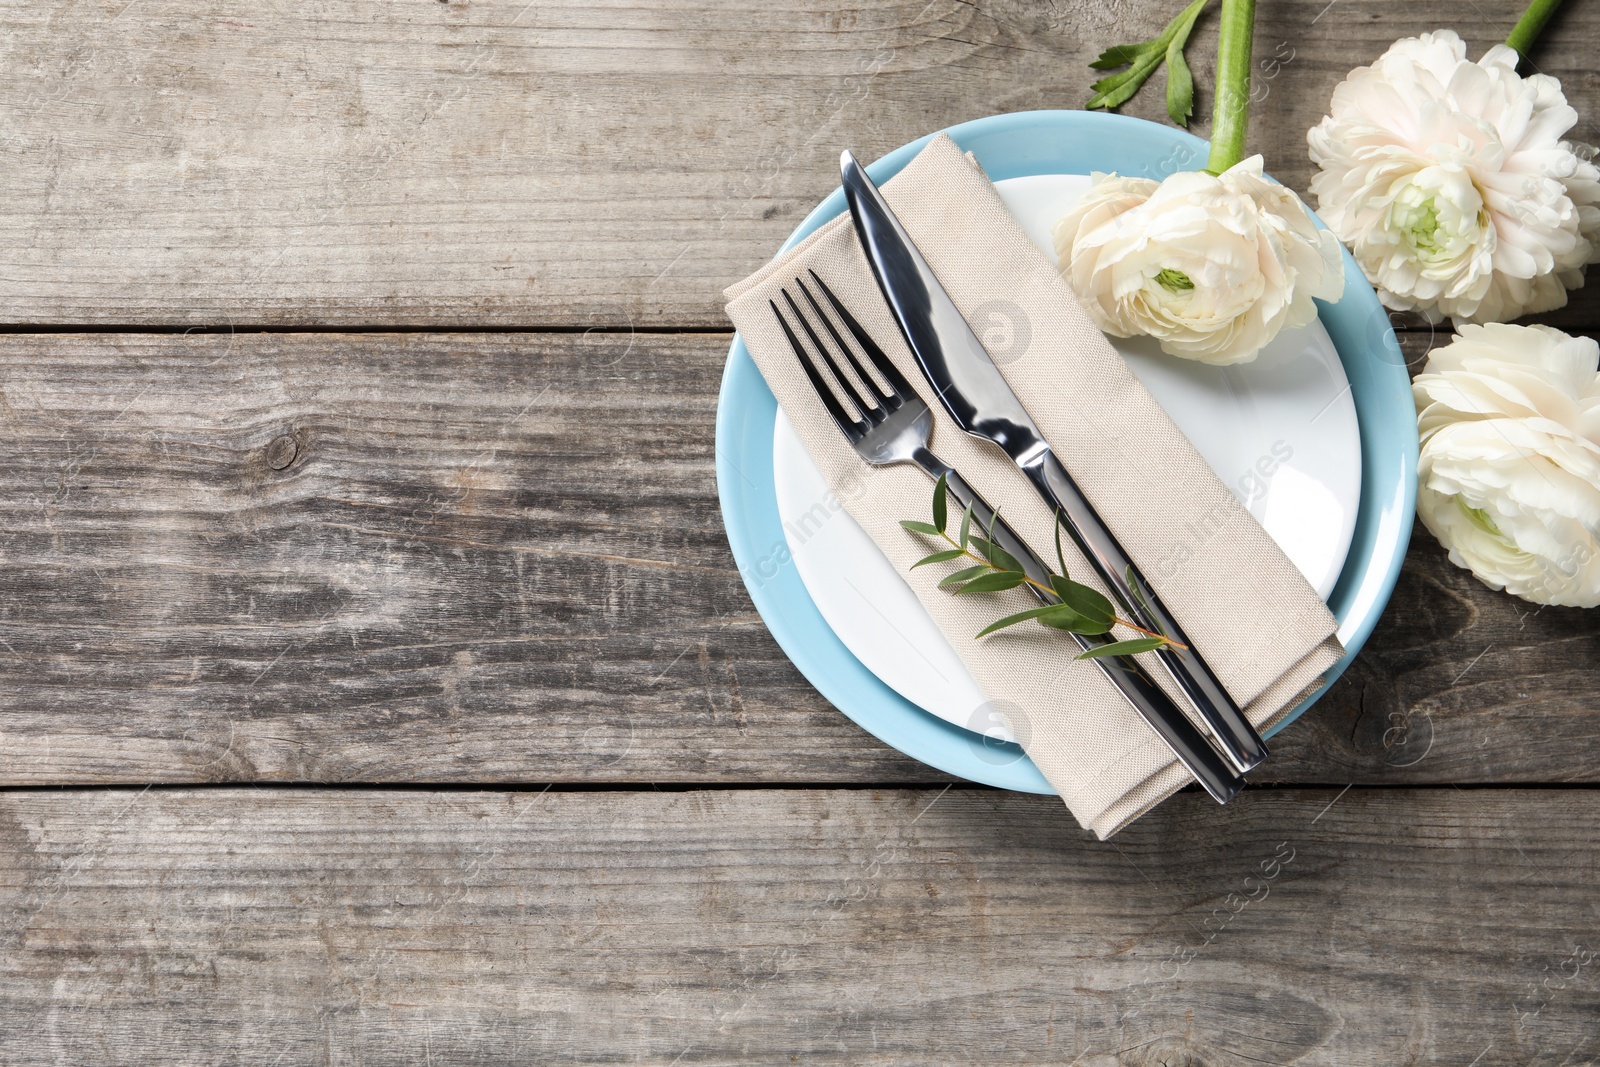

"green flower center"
[1406, 201, 1443, 254]
[1457, 498, 1502, 538]
[1156, 268, 1195, 293]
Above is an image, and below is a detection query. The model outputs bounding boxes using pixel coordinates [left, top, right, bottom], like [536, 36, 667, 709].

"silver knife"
[838, 149, 1268, 775]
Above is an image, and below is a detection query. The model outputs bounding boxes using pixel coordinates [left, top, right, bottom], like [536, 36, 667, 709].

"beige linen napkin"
[725, 134, 1342, 838]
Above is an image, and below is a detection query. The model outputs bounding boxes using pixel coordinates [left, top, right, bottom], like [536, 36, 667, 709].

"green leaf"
[958, 503, 974, 550]
[932, 472, 948, 533]
[1164, 0, 1205, 125]
[1076, 636, 1167, 661]
[975, 604, 1073, 639]
[1165, 32, 1195, 124]
[1086, 0, 1210, 114]
[1037, 606, 1104, 635]
[966, 534, 1022, 575]
[986, 541, 1022, 574]
[1087, 49, 1165, 110]
[899, 520, 941, 536]
[1050, 576, 1116, 631]
[1089, 41, 1163, 70]
[954, 571, 1026, 595]
[912, 548, 965, 569]
[938, 564, 991, 589]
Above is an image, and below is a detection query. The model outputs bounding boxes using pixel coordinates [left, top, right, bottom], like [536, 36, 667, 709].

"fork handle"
[910, 449, 1243, 805]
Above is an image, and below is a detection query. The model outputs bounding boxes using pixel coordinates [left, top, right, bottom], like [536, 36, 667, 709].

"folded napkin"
[725, 134, 1342, 838]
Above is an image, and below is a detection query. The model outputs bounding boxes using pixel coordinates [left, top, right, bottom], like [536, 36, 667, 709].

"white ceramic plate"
[772, 173, 1361, 741]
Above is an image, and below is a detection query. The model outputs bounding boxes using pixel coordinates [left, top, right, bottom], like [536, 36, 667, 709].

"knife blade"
[838, 148, 1268, 775]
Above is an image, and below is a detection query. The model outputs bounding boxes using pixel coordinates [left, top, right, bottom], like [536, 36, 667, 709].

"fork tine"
[780, 289, 882, 426]
[807, 269, 917, 402]
[794, 276, 900, 413]
[770, 299, 867, 444]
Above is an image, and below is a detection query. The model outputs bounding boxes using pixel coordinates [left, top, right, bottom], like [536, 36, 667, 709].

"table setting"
[4, 0, 1600, 1059]
[719, 0, 1598, 838]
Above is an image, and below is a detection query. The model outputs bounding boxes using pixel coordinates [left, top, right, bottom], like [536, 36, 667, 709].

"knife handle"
[916, 452, 1244, 804]
[1021, 450, 1269, 774]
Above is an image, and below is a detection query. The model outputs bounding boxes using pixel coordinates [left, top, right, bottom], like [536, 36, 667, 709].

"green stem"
[1206, 0, 1256, 174]
[1505, 0, 1566, 58]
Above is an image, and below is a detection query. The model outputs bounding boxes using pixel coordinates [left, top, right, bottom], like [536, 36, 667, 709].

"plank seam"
[0, 781, 1594, 794]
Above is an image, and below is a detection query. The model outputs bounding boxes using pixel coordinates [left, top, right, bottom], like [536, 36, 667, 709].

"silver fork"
[771, 270, 1242, 804]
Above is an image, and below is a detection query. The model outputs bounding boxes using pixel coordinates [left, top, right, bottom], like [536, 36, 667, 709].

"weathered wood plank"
[4, 0, 1600, 327]
[2, 331, 1597, 786]
[0, 786, 1594, 1065]
[0, 329, 939, 783]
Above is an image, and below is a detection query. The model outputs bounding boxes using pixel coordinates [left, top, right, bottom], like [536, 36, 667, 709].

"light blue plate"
[715, 110, 1418, 793]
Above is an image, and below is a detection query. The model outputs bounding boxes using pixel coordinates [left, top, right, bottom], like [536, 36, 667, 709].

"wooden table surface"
[3, 1, 1598, 1063]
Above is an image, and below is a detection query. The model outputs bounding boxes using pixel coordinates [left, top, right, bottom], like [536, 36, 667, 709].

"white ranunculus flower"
[1414, 323, 1600, 607]
[1308, 30, 1600, 324]
[1053, 156, 1343, 366]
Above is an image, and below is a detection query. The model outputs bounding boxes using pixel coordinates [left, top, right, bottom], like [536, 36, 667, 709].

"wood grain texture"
[4, 0, 1599, 327]
[2, 330, 1597, 786]
[5, 2, 1599, 1059]
[0, 329, 931, 783]
[0, 786, 1593, 1066]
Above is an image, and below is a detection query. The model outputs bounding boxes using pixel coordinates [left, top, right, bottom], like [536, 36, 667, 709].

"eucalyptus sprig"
[1087, 0, 1211, 126]
[900, 474, 1184, 661]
